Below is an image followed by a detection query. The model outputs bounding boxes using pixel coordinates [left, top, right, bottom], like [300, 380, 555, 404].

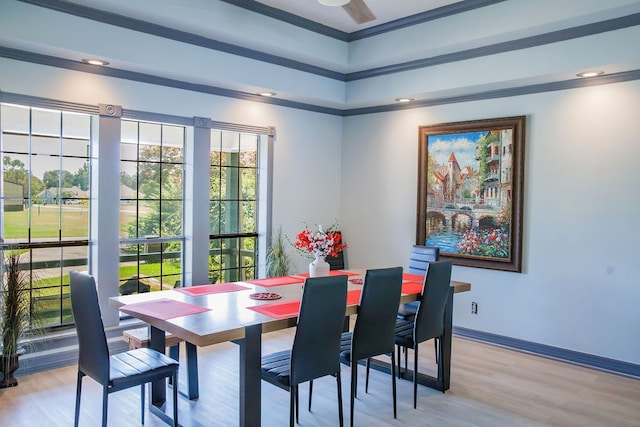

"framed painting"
[416, 116, 525, 272]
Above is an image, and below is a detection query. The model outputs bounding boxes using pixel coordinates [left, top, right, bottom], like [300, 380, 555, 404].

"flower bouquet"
[292, 223, 347, 277]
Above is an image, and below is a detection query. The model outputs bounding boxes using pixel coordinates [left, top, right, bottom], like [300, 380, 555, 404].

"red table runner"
[247, 300, 301, 319]
[173, 283, 250, 296]
[403, 273, 425, 282]
[298, 270, 359, 278]
[347, 289, 362, 306]
[401, 281, 424, 295]
[120, 298, 210, 320]
[247, 289, 363, 320]
[245, 276, 304, 287]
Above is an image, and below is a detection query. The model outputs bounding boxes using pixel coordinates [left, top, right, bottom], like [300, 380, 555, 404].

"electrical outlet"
[471, 301, 478, 314]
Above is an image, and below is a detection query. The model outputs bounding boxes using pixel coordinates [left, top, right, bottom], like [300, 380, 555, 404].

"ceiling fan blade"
[342, 0, 376, 24]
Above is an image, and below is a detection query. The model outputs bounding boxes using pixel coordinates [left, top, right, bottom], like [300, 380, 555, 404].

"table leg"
[150, 325, 167, 406]
[440, 287, 453, 391]
[185, 342, 199, 400]
[239, 324, 262, 427]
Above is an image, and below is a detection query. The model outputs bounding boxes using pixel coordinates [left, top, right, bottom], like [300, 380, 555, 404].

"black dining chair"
[338, 267, 403, 427]
[325, 231, 346, 270]
[69, 271, 179, 427]
[394, 260, 452, 408]
[261, 275, 348, 427]
[397, 245, 439, 320]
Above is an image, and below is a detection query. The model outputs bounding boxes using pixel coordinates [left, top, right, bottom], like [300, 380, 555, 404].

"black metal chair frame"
[395, 260, 452, 408]
[338, 267, 403, 427]
[260, 275, 348, 427]
[69, 271, 179, 427]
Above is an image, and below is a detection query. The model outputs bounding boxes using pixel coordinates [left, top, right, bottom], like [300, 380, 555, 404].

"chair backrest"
[407, 245, 439, 275]
[325, 231, 346, 270]
[351, 267, 403, 360]
[69, 270, 110, 385]
[325, 250, 345, 270]
[414, 261, 452, 343]
[290, 275, 348, 386]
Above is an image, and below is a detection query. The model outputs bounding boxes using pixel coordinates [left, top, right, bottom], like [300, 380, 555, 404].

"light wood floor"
[1, 329, 639, 426]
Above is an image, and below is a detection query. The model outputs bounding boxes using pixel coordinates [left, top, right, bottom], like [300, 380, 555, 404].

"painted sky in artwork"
[427, 131, 488, 169]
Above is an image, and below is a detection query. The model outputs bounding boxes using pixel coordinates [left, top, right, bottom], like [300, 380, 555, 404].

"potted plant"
[266, 227, 291, 277]
[1, 251, 38, 388]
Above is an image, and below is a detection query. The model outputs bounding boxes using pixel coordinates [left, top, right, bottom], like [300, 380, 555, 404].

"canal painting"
[417, 117, 525, 272]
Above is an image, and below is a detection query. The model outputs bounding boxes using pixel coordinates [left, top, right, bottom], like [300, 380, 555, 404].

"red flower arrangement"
[293, 223, 347, 259]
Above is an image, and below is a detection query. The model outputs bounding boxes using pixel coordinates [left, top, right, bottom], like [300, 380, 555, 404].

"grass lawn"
[3, 204, 137, 239]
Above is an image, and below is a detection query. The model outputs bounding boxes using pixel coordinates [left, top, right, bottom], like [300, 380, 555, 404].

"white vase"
[309, 255, 330, 277]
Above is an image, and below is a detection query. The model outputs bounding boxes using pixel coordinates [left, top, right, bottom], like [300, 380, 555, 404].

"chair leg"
[140, 383, 145, 425]
[289, 386, 296, 427]
[168, 344, 179, 386]
[336, 370, 344, 427]
[413, 345, 419, 409]
[308, 380, 313, 411]
[172, 371, 179, 427]
[365, 358, 371, 393]
[102, 386, 109, 427]
[396, 345, 402, 378]
[391, 350, 397, 419]
[434, 338, 439, 365]
[404, 346, 408, 373]
[350, 362, 357, 427]
[74, 372, 83, 427]
[295, 385, 299, 424]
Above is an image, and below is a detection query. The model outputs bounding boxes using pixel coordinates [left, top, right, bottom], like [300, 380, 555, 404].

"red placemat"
[173, 283, 249, 296]
[298, 270, 359, 278]
[247, 300, 301, 319]
[347, 289, 362, 306]
[120, 298, 210, 320]
[403, 273, 425, 282]
[245, 276, 304, 287]
[402, 281, 424, 295]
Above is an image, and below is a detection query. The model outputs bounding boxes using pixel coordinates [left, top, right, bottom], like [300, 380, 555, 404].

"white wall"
[341, 79, 640, 364]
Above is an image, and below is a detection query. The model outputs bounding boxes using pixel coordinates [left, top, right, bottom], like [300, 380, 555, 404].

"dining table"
[109, 270, 470, 427]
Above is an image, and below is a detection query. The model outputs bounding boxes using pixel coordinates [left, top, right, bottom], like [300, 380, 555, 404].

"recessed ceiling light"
[82, 58, 110, 66]
[318, 0, 350, 6]
[395, 97, 415, 103]
[258, 92, 276, 97]
[576, 70, 604, 78]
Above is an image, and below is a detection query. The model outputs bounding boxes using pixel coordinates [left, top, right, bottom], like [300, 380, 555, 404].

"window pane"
[209, 201, 221, 235]
[138, 162, 160, 198]
[31, 108, 60, 136]
[121, 120, 139, 146]
[161, 164, 183, 195]
[32, 135, 60, 156]
[2, 132, 28, 153]
[61, 202, 89, 239]
[240, 168, 256, 199]
[30, 203, 59, 241]
[62, 112, 91, 139]
[1, 104, 30, 133]
[62, 137, 90, 157]
[239, 134, 257, 167]
[161, 201, 182, 236]
[138, 200, 160, 237]
[120, 200, 137, 238]
[242, 200, 256, 233]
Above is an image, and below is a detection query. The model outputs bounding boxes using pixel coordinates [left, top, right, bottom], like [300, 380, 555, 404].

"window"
[209, 130, 258, 283]
[119, 120, 185, 294]
[1, 104, 91, 328]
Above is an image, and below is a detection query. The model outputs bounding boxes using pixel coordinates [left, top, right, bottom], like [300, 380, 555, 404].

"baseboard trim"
[453, 326, 640, 379]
